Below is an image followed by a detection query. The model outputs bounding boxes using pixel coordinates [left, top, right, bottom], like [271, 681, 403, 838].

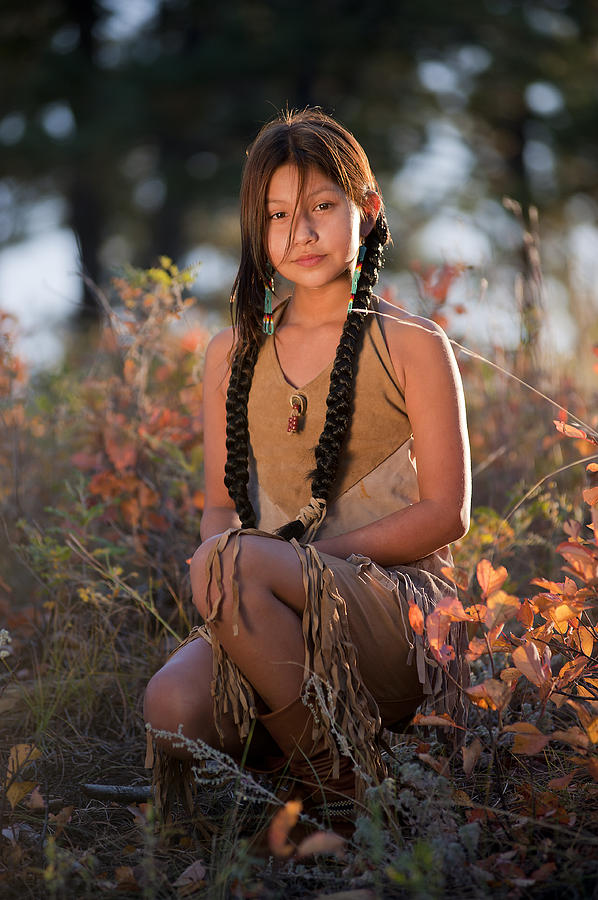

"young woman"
[144, 108, 471, 818]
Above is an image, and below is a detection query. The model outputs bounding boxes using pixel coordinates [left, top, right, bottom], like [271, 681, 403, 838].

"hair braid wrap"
[275, 214, 388, 541]
[224, 342, 260, 529]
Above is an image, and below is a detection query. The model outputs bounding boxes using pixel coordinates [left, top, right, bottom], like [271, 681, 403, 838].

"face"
[265, 164, 365, 291]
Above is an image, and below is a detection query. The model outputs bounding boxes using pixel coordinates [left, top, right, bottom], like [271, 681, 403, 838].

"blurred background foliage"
[0, 0, 597, 362]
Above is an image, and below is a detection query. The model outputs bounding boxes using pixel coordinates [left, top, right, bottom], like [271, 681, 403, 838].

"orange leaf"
[587, 463, 598, 473]
[484, 590, 520, 629]
[512, 642, 551, 687]
[503, 722, 549, 755]
[417, 753, 449, 777]
[476, 559, 508, 598]
[551, 726, 590, 752]
[462, 737, 482, 776]
[412, 712, 457, 728]
[268, 800, 302, 858]
[465, 678, 511, 711]
[547, 772, 574, 790]
[557, 541, 597, 582]
[408, 602, 424, 635]
[583, 486, 598, 507]
[517, 599, 535, 628]
[440, 565, 470, 591]
[585, 717, 598, 744]
[553, 420, 588, 441]
[295, 830, 346, 859]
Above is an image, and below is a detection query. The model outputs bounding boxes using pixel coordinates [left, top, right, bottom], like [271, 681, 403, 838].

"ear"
[359, 190, 382, 238]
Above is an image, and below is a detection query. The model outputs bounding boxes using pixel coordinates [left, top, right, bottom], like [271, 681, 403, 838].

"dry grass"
[1, 255, 597, 898]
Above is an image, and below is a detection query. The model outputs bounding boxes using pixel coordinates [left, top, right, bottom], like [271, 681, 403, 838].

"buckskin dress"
[148, 298, 468, 809]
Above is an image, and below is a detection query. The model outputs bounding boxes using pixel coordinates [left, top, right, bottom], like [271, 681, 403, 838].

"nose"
[293, 209, 317, 244]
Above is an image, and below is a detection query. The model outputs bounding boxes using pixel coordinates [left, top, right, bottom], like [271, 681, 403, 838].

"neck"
[285, 276, 352, 327]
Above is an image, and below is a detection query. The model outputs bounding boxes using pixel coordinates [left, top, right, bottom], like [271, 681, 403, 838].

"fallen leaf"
[115, 866, 139, 888]
[547, 772, 574, 790]
[26, 786, 46, 810]
[6, 778, 38, 809]
[412, 712, 457, 728]
[172, 859, 207, 887]
[49, 805, 73, 839]
[268, 800, 302, 858]
[296, 830, 345, 859]
[462, 737, 482, 776]
[6, 743, 41, 780]
[417, 753, 449, 777]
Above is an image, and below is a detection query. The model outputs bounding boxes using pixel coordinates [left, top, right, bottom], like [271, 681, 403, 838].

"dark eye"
[270, 211, 287, 220]
[316, 202, 332, 211]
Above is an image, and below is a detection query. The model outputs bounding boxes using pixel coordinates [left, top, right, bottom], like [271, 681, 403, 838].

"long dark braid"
[276, 212, 389, 541]
[224, 340, 261, 529]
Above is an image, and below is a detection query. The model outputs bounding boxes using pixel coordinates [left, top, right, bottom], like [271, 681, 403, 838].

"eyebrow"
[266, 186, 339, 204]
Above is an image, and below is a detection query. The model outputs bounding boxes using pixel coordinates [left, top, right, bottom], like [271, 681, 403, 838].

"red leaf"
[476, 559, 508, 598]
[268, 800, 301, 858]
[553, 420, 588, 440]
[408, 602, 424, 635]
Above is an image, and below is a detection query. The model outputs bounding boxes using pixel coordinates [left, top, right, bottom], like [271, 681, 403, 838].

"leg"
[143, 636, 278, 760]
[190, 533, 309, 712]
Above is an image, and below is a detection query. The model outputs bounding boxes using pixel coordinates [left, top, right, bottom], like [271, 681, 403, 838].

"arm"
[199, 328, 242, 541]
[312, 313, 471, 566]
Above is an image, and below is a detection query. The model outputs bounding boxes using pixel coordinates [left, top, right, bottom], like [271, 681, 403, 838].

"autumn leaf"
[583, 487, 598, 507]
[484, 590, 520, 629]
[585, 717, 598, 744]
[440, 565, 470, 591]
[551, 727, 590, 752]
[476, 559, 508, 598]
[516, 599, 535, 628]
[465, 678, 511, 711]
[512, 642, 552, 687]
[462, 737, 482, 776]
[417, 753, 449, 777]
[503, 722, 550, 755]
[553, 420, 589, 441]
[268, 800, 302, 858]
[547, 772, 574, 790]
[412, 712, 458, 728]
[172, 859, 207, 888]
[408, 601, 424, 635]
[6, 781, 38, 809]
[296, 831, 346, 859]
[557, 541, 598, 583]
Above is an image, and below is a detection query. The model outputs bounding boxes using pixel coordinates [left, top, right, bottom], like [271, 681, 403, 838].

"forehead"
[266, 163, 343, 201]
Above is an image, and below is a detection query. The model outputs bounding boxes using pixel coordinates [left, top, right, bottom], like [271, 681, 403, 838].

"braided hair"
[224, 109, 390, 537]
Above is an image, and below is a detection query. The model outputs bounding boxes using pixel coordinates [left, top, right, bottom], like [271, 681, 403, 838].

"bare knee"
[144, 664, 215, 752]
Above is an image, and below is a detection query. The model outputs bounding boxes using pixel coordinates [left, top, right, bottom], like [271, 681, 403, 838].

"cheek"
[267, 227, 288, 267]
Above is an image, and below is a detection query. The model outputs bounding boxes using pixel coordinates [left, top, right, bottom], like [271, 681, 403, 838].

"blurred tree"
[0, 0, 596, 318]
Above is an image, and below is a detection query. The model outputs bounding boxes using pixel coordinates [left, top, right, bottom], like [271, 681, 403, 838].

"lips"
[293, 254, 324, 267]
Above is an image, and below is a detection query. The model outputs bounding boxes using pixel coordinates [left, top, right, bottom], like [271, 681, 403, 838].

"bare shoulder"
[204, 326, 235, 394]
[376, 298, 455, 389]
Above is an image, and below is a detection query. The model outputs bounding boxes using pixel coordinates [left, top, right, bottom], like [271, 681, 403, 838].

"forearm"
[312, 498, 469, 566]
[199, 505, 241, 541]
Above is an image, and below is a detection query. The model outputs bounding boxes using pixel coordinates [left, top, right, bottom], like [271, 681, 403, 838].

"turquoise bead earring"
[347, 244, 367, 314]
[262, 265, 275, 335]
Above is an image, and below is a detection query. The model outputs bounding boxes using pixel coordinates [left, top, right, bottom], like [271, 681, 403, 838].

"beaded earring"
[262, 265, 275, 335]
[347, 243, 367, 314]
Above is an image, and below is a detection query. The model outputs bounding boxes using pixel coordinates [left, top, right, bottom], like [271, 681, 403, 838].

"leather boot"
[258, 696, 357, 819]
